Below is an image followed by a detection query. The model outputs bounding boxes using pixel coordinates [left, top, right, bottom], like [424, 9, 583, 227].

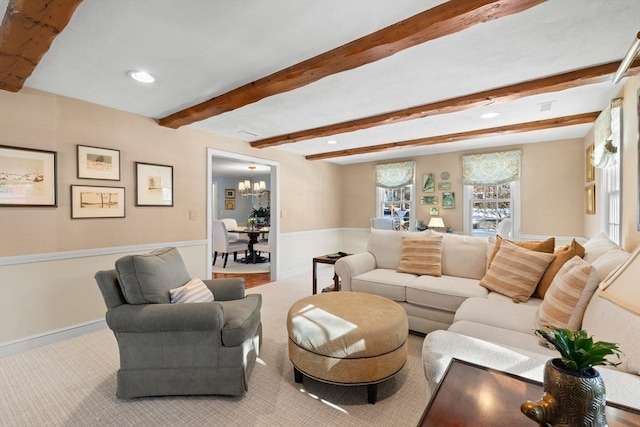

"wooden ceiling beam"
[158, 0, 545, 129]
[0, 0, 83, 92]
[305, 112, 599, 161]
[253, 59, 640, 149]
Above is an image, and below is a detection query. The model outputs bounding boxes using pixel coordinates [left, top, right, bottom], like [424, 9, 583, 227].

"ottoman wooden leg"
[294, 367, 303, 383]
[367, 383, 378, 404]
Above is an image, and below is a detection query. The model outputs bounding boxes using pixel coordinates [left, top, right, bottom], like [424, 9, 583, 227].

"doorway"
[206, 148, 279, 282]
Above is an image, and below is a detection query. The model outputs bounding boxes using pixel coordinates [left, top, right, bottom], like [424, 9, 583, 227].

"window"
[466, 182, 518, 237]
[375, 161, 415, 230]
[462, 150, 521, 238]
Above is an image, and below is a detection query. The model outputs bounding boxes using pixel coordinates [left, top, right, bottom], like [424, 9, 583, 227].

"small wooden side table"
[312, 254, 350, 294]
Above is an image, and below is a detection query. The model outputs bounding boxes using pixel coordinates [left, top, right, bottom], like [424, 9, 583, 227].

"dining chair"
[496, 218, 513, 239]
[221, 218, 249, 243]
[370, 217, 395, 230]
[253, 230, 271, 263]
[212, 220, 248, 267]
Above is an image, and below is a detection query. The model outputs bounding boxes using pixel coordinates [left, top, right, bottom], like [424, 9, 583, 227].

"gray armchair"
[94, 247, 262, 399]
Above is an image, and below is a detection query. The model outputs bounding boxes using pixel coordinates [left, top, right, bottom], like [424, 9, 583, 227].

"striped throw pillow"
[397, 235, 443, 277]
[535, 239, 585, 298]
[480, 240, 556, 303]
[536, 256, 600, 330]
[169, 277, 214, 304]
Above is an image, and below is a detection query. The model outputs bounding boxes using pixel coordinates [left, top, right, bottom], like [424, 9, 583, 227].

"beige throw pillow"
[535, 239, 585, 299]
[487, 236, 555, 267]
[397, 235, 443, 277]
[169, 277, 214, 304]
[536, 256, 600, 330]
[480, 240, 555, 303]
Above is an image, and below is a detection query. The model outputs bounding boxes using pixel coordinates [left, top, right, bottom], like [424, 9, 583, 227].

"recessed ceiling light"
[480, 112, 500, 119]
[327, 140, 338, 145]
[128, 70, 155, 83]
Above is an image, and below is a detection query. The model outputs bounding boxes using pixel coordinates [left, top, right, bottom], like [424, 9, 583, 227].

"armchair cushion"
[115, 247, 191, 304]
[221, 294, 262, 346]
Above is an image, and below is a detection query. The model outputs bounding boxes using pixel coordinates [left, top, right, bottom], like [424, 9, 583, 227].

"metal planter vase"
[521, 358, 607, 426]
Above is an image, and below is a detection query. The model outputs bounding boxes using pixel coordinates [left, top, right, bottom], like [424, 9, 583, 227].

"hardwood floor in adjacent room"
[212, 272, 271, 289]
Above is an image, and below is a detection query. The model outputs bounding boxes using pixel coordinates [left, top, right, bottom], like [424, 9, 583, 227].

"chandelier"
[238, 166, 266, 197]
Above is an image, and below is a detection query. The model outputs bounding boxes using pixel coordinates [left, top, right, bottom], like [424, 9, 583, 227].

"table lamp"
[428, 217, 445, 232]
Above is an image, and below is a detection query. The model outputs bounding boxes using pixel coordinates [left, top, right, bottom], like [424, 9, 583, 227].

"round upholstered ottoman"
[286, 292, 408, 404]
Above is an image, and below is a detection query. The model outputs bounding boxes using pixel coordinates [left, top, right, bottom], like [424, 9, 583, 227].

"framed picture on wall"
[77, 145, 120, 180]
[225, 200, 236, 210]
[0, 145, 57, 207]
[71, 185, 125, 218]
[135, 162, 173, 206]
[225, 188, 235, 199]
[585, 183, 596, 215]
[442, 192, 455, 209]
[422, 173, 435, 192]
[421, 196, 437, 205]
[429, 207, 439, 216]
[585, 144, 595, 182]
[438, 182, 451, 190]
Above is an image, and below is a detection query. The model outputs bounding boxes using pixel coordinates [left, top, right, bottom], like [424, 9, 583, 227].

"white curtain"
[591, 98, 622, 169]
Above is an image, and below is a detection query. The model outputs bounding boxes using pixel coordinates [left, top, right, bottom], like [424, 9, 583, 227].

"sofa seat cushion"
[220, 294, 262, 347]
[351, 269, 413, 301]
[454, 296, 540, 335]
[448, 321, 555, 357]
[406, 275, 488, 312]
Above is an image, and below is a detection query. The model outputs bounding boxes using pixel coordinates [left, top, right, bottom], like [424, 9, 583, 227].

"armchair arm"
[203, 278, 245, 301]
[106, 302, 224, 333]
[335, 252, 377, 292]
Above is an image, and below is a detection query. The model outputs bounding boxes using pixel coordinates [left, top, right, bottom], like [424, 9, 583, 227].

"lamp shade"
[428, 217, 445, 228]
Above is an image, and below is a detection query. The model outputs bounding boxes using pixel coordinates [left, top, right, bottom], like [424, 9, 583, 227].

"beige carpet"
[212, 258, 270, 274]
[0, 270, 428, 427]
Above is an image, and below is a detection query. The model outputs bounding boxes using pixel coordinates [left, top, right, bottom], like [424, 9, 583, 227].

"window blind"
[375, 161, 415, 188]
[462, 150, 522, 185]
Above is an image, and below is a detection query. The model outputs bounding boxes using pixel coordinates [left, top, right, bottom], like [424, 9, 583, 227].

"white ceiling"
[5, 0, 639, 165]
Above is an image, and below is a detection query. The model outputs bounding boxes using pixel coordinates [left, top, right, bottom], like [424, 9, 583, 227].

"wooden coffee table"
[418, 358, 640, 426]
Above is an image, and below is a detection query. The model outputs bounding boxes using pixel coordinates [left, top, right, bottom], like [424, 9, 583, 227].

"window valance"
[591, 98, 622, 169]
[462, 150, 522, 185]
[375, 161, 415, 188]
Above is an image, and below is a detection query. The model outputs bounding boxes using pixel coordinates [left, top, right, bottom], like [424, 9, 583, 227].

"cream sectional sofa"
[335, 229, 493, 334]
[336, 231, 640, 408]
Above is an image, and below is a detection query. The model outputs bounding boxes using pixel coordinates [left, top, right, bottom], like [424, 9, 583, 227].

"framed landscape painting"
[77, 145, 120, 180]
[71, 185, 125, 218]
[0, 145, 57, 207]
[135, 162, 173, 206]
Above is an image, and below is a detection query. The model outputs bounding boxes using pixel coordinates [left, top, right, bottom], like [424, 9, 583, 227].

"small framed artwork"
[429, 207, 439, 216]
[0, 145, 57, 207]
[585, 144, 595, 182]
[438, 182, 451, 191]
[422, 173, 435, 193]
[225, 188, 235, 199]
[71, 185, 125, 218]
[421, 196, 438, 205]
[442, 192, 456, 209]
[135, 162, 173, 206]
[585, 183, 596, 215]
[77, 145, 120, 180]
[225, 200, 236, 210]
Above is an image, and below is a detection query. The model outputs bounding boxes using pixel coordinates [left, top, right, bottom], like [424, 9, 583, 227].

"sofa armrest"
[106, 302, 224, 333]
[335, 252, 376, 292]
[203, 278, 245, 300]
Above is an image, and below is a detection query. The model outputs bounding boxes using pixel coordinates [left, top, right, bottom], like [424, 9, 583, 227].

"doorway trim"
[206, 148, 279, 281]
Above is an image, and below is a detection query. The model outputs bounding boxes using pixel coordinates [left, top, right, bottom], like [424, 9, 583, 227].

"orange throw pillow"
[488, 236, 555, 267]
[534, 239, 585, 299]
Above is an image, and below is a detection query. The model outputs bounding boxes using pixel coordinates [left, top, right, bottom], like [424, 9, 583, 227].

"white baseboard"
[0, 318, 107, 357]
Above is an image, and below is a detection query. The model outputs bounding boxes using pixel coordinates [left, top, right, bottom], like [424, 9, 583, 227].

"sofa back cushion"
[583, 232, 620, 264]
[397, 235, 443, 277]
[116, 247, 191, 304]
[367, 229, 405, 270]
[431, 231, 489, 279]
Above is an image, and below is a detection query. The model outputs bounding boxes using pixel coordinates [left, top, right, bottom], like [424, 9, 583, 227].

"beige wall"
[0, 88, 342, 257]
[342, 139, 585, 237]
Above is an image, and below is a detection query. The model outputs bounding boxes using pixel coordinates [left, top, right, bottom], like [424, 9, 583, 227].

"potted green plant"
[416, 220, 427, 231]
[251, 206, 270, 224]
[521, 326, 621, 426]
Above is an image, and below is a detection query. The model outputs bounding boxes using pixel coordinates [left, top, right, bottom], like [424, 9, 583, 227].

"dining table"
[228, 227, 270, 264]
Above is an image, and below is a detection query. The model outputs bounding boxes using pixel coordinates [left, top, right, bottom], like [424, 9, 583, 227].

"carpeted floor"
[0, 270, 428, 426]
